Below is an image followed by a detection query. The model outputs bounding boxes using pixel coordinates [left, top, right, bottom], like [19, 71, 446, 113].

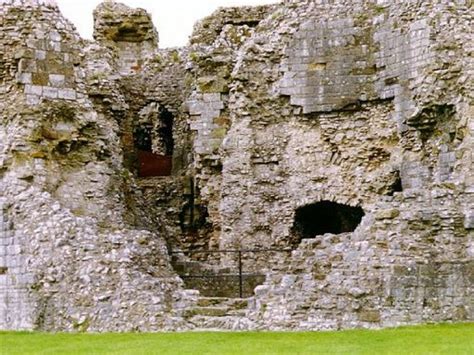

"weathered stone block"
[57, 88, 76, 100]
[358, 310, 381, 322]
[48, 74, 65, 87]
[464, 211, 474, 229]
[25, 94, 40, 106]
[16, 72, 32, 84]
[375, 209, 400, 220]
[42, 86, 58, 99]
[24, 85, 42, 96]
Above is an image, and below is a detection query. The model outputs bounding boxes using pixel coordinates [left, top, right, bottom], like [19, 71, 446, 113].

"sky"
[56, 0, 279, 48]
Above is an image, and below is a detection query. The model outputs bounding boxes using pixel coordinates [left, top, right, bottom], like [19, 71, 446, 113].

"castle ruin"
[0, 0, 472, 331]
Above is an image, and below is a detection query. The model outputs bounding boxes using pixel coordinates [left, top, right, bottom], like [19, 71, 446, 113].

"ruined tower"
[0, 0, 472, 331]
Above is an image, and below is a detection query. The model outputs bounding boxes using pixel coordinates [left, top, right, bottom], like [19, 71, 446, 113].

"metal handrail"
[170, 248, 292, 254]
[179, 273, 264, 278]
[170, 248, 292, 298]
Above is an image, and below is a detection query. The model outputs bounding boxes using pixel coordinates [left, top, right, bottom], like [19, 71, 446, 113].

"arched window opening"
[291, 201, 364, 243]
[133, 105, 174, 177]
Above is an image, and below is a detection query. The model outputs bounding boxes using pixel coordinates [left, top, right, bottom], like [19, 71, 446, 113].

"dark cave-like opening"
[291, 201, 365, 242]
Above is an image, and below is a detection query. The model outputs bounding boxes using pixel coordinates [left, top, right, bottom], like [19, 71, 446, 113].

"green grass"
[1, 323, 473, 354]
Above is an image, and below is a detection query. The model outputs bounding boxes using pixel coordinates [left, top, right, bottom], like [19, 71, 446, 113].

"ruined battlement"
[189, 4, 275, 45]
[93, 1, 158, 44]
[0, 0, 472, 332]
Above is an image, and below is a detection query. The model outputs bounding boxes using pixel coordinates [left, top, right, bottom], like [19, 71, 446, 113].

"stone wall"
[185, 5, 276, 252]
[0, 198, 36, 329]
[0, 0, 192, 331]
[93, 1, 158, 76]
[187, 0, 473, 329]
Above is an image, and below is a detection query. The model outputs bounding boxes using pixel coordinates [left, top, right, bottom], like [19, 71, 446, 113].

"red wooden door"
[138, 151, 172, 177]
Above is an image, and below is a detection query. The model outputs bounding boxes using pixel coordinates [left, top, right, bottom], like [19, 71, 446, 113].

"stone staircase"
[172, 257, 265, 298]
[183, 295, 254, 330]
[172, 253, 263, 330]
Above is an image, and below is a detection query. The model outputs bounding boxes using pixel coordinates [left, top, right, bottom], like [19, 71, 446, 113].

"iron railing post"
[238, 250, 243, 298]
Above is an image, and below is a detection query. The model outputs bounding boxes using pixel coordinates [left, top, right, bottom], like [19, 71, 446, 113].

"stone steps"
[173, 260, 232, 275]
[196, 296, 230, 307]
[197, 297, 248, 309]
[178, 273, 265, 298]
[189, 315, 254, 331]
[172, 256, 265, 298]
[184, 306, 229, 317]
[184, 295, 254, 330]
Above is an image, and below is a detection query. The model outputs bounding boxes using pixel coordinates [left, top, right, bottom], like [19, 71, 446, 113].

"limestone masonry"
[0, 0, 472, 331]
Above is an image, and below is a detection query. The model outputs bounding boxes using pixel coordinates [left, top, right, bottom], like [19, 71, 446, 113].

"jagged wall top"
[190, 5, 275, 45]
[0, 0, 57, 7]
[93, 1, 158, 45]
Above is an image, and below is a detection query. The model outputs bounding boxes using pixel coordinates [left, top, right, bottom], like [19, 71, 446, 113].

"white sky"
[56, 0, 278, 48]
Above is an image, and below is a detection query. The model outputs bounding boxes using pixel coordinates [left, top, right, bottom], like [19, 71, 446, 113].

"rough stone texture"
[0, 0, 191, 331]
[93, 0, 159, 75]
[185, 0, 473, 330]
[0, 0, 472, 332]
[185, 5, 277, 253]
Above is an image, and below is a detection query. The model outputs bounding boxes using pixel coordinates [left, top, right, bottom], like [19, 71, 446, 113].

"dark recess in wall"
[292, 201, 365, 243]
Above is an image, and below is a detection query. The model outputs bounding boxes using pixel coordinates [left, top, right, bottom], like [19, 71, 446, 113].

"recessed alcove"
[387, 171, 403, 196]
[291, 201, 365, 242]
[133, 107, 174, 177]
[179, 204, 209, 233]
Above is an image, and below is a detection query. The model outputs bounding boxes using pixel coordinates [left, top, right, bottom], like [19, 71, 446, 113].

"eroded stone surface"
[0, 0, 190, 331]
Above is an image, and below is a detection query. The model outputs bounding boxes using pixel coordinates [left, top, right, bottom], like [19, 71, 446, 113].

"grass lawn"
[1, 323, 473, 354]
